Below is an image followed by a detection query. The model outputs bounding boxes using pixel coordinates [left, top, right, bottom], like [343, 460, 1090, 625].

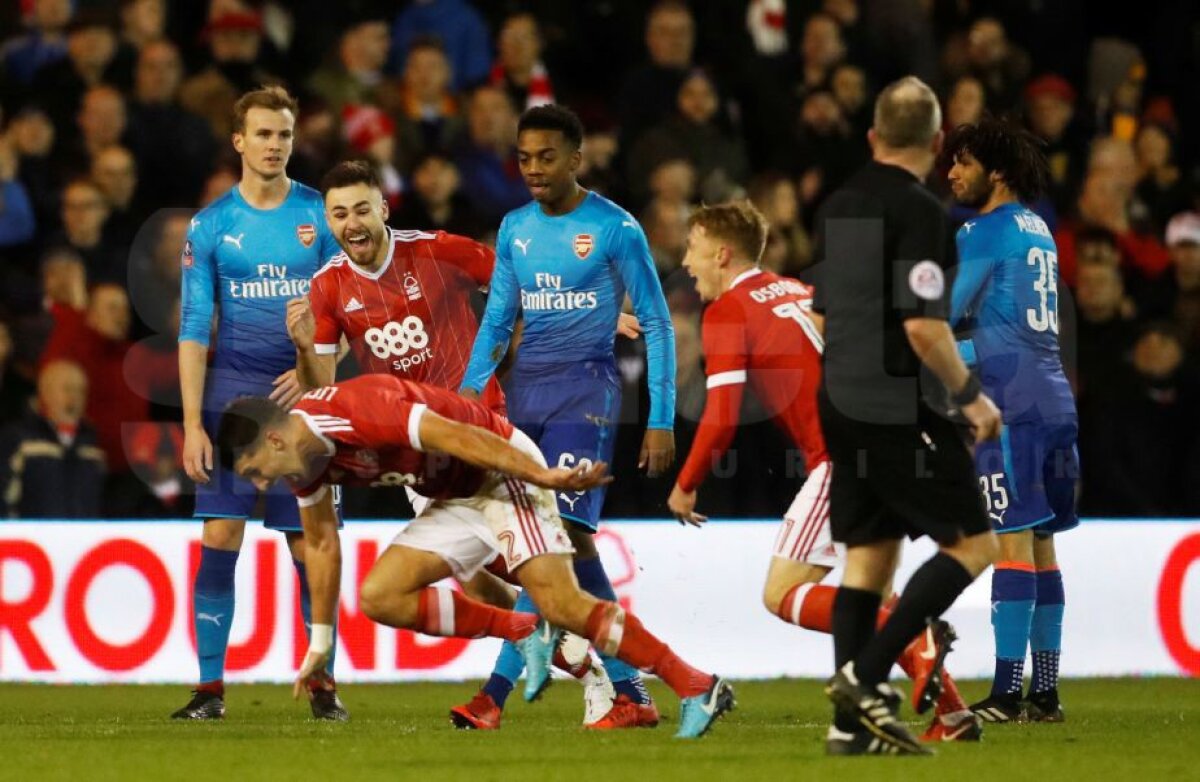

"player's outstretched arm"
[417, 409, 612, 492]
[461, 224, 520, 395]
[293, 487, 342, 698]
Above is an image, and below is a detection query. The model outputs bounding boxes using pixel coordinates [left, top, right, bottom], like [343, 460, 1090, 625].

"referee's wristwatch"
[951, 373, 982, 407]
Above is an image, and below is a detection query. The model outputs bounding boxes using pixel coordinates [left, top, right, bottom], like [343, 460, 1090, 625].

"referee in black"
[813, 76, 1001, 755]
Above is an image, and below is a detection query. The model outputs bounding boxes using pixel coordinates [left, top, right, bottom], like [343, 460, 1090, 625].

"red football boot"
[450, 691, 502, 730]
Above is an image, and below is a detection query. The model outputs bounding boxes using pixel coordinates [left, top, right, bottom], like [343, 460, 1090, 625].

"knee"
[533, 589, 590, 634]
[761, 583, 784, 616]
[358, 576, 399, 625]
[202, 519, 244, 550]
[955, 531, 1000, 577]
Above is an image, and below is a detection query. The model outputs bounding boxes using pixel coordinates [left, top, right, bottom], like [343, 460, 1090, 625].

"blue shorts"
[974, 419, 1079, 536]
[507, 360, 620, 532]
[194, 371, 341, 531]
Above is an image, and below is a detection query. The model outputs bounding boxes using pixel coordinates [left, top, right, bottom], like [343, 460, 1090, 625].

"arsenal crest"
[573, 233, 593, 259]
[297, 223, 316, 247]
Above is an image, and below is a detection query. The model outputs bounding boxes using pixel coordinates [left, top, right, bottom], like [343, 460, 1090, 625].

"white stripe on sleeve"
[407, 403, 428, 451]
[706, 370, 748, 389]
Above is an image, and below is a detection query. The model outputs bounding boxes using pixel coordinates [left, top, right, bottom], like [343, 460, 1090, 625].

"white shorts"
[391, 429, 574, 581]
[772, 460, 840, 568]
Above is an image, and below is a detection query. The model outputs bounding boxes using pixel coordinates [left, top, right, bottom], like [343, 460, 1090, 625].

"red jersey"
[290, 374, 515, 502]
[309, 228, 506, 412]
[677, 269, 828, 492]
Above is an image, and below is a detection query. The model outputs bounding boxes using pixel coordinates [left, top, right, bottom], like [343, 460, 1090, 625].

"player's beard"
[957, 175, 993, 209]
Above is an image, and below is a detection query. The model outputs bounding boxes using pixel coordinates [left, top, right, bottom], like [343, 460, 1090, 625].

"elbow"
[903, 318, 941, 354]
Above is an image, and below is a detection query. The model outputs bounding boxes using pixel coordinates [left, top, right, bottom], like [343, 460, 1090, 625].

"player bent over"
[216, 375, 735, 738]
[667, 201, 981, 744]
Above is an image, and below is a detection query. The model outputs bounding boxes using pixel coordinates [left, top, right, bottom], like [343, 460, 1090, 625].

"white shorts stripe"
[706, 370, 748, 389]
[794, 472, 831, 560]
[506, 477, 545, 555]
[437, 586, 455, 636]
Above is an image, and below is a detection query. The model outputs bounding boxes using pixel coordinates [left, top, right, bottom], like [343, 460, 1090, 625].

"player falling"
[946, 117, 1077, 723]
[667, 200, 983, 744]
[215, 375, 735, 738]
[456, 104, 677, 730]
[175, 86, 346, 721]
[287, 159, 625, 725]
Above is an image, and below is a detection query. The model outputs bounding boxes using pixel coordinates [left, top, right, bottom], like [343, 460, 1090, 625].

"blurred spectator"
[1088, 38, 1145, 142]
[287, 98, 341, 189]
[0, 358, 106, 518]
[577, 129, 621, 199]
[796, 13, 846, 100]
[91, 145, 141, 247]
[617, 1, 696, 156]
[393, 37, 465, 173]
[671, 310, 705, 422]
[790, 89, 864, 221]
[7, 105, 58, 231]
[41, 282, 176, 479]
[46, 178, 124, 284]
[961, 17, 1031, 112]
[31, 11, 119, 133]
[1134, 123, 1189, 234]
[108, 0, 167, 90]
[389, 0, 492, 92]
[123, 421, 188, 516]
[180, 10, 280, 140]
[127, 210, 186, 339]
[200, 165, 239, 206]
[647, 158, 697, 207]
[342, 104, 403, 211]
[1073, 249, 1138, 398]
[830, 63, 869, 134]
[0, 0, 71, 87]
[1024, 74, 1088, 214]
[1142, 212, 1200, 353]
[57, 84, 128, 180]
[944, 75, 984, 132]
[126, 39, 217, 208]
[453, 85, 526, 224]
[0, 320, 35, 423]
[391, 153, 485, 239]
[747, 171, 811, 275]
[490, 12, 555, 114]
[627, 69, 749, 207]
[6, 249, 87, 375]
[0, 134, 36, 247]
[307, 12, 397, 117]
[1080, 322, 1200, 515]
[640, 196, 689, 279]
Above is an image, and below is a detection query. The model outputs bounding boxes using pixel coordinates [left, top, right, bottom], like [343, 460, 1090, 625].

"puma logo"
[514, 238, 532, 255]
[197, 612, 224, 627]
[223, 233, 245, 249]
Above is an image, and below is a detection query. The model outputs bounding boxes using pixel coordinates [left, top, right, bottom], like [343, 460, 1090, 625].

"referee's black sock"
[832, 586, 881, 732]
[855, 552, 973, 687]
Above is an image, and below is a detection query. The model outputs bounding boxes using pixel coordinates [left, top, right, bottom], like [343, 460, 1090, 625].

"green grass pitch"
[3, 678, 1197, 781]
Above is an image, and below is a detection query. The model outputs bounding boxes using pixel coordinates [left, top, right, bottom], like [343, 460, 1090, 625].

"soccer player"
[287, 159, 621, 724]
[667, 200, 981, 743]
[175, 86, 346, 721]
[215, 375, 735, 738]
[945, 118, 1077, 723]
[456, 104, 676, 730]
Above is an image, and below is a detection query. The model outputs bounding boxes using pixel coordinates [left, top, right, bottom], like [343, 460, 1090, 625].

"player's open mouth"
[527, 182, 547, 196]
[346, 232, 371, 251]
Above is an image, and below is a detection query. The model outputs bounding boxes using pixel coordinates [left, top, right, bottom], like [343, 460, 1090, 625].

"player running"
[456, 104, 676, 729]
[175, 86, 346, 721]
[215, 375, 735, 738]
[946, 118, 1077, 724]
[667, 201, 982, 744]
[287, 159, 626, 725]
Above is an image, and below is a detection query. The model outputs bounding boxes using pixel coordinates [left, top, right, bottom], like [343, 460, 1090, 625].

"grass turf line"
[1, 678, 1196, 781]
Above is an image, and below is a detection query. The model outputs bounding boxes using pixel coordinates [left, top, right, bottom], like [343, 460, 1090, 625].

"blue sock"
[990, 565, 1036, 697]
[484, 590, 536, 709]
[1030, 568, 1065, 693]
[194, 546, 238, 686]
[293, 558, 337, 676]
[573, 557, 648, 704]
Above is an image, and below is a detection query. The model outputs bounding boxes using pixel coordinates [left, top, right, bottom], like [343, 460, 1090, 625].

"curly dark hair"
[518, 103, 584, 149]
[943, 116, 1051, 203]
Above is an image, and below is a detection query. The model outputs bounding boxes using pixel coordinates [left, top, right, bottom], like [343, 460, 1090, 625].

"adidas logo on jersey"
[344, 297, 364, 313]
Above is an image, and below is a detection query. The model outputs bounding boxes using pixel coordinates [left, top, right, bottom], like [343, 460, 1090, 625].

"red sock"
[777, 583, 835, 631]
[585, 602, 711, 698]
[197, 680, 224, 696]
[415, 587, 536, 642]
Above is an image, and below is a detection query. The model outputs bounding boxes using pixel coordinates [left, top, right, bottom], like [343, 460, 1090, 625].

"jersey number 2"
[1026, 248, 1059, 334]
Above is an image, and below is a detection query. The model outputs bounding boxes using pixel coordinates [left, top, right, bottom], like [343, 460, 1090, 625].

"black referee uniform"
[813, 159, 988, 549]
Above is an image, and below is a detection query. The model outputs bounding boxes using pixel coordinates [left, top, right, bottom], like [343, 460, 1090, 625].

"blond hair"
[687, 200, 769, 264]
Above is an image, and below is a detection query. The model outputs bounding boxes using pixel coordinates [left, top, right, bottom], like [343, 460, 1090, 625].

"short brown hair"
[873, 76, 941, 149]
[687, 200, 769, 264]
[232, 85, 298, 133]
[319, 159, 381, 196]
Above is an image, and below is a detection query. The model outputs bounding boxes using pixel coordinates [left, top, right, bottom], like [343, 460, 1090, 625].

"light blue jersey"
[179, 181, 339, 379]
[461, 191, 676, 430]
[951, 202, 1075, 424]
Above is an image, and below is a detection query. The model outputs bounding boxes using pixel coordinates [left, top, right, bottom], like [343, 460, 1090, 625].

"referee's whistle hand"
[962, 393, 1002, 443]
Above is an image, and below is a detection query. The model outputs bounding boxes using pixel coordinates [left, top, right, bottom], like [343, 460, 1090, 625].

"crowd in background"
[0, 0, 1197, 519]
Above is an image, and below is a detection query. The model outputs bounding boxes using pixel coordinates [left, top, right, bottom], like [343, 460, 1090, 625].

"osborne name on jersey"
[228, 263, 311, 299]
[748, 279, 810, 303]
[520, 272, 598, 311]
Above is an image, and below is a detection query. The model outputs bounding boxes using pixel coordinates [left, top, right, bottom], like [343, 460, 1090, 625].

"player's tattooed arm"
[416, 409, 612, 492]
